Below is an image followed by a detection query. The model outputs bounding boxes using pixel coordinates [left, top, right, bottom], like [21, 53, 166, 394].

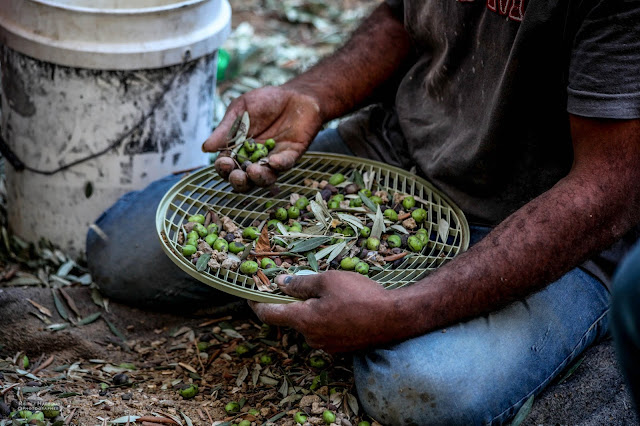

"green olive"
[213, 239, 229, 252]
[261, 257, 277, 269]
[182, 244, 197, 256]
[384, 209, 399, 222]
[360, 226, 371, 238]
[248, 409, 260, 416]
[295, 196, 309, 210]
[366, 237, 381, 251]
[309, 356, 327, 368]
[205, 234, 218, 247]
[187, 230, 199, 241]
[310, 375, 322, 390]
[331, 194, 345, 202]
[29, 412, 45, 421]
[267, 219, 281, 230]
[225, 401, 240, 414]
[236, 147, 249, 163]
[341, 227, 355, 237]
[294, 411, 308, 424]
[289, 222, 303, 233]
[407, 236, 425, 252]
[340, 257, 358, 270]
[402, 196, 416, 210]
[359, 188, 372, 197]
[274, 207, 288, 221]
[322, 410, 336, 424]
[416, 228, 429, 244]
[229, 241, 246, 254]
[236, 344, 251, 356]
[194, 223, 208, 237]
[243, 139, 256, 152]
[188, 214, 205, 224]
[387, 235, 402, 248]
[260, 354, 273, 364]
[42, 407, 60, 418]
[17, 410, 32, 419]
[242, 226, 260, 240]
[328, 173, 345, 186]
[265, 200, 275, 209]
[411, 208, 428, 223]
[355, 262, 370, 275]
[349, 198, 363, 207]
[240, 260, 259, 275]
[238, 421, 251, 426]
[207, 223, 219, 234]
[197, 341, 209, 352]
[264, 138, 276, 150]
[328, 200, 340, 209]
[370, 195, 383, 205]
[250, 144, 268, 162]
[178, 384, 199, 399]
[358, 422, 372, 426]
[288, 206, 300, 220]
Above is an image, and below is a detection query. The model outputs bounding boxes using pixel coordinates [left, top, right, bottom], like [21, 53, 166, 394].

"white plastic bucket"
[0, 0, 231, 257]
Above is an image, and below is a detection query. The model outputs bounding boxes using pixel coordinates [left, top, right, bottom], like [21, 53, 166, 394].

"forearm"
[283, 3, 412, 122]
[391, 118, 640, 339]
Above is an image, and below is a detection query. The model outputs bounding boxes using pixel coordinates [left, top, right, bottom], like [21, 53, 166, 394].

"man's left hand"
[250, 271, 398, 353]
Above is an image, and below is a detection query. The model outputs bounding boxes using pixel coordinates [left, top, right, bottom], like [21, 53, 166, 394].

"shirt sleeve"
[567, 0, 640, 119]
[385, 0, 404, 19]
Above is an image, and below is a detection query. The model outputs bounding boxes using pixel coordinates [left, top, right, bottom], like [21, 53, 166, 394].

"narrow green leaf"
[103, 317, 126, 341]
[78, 312, 101, 326]
[337, 213, 364, 229]
[290, 237, 331, 253]
[390, 224, 409, 234]
[309, 200, 327, 227]
[240, 243, 252, 260]
[352, 169, 365, 187]
[307, 252, 318, 272]
[196, 253, 211, 272]
[558, 357, 584, 384]
[276, 222, 289, 236]
[327, 241, 347, 263]
[359, 192, 377, 212]
[315, 243, 339, 261]
[181, 411, 194, 426]
[57, 392, 81, 398]
[51, 289, 68, 320]
[371, 206, 385, 240]
[56, 260, 75, 277]
[266, 411, 287, 423]
[511, 395, 534, 426]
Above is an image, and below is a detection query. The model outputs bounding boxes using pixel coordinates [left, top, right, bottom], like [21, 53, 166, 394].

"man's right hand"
[202, 86, 324, 187]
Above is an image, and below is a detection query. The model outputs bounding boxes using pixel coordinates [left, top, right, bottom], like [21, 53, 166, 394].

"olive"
[213, 239, 229, 252]
[236, 147, 249, 163]
[260, 354, 273, 364]
[194, 223, 208, 237]
[320, 188, 333, 201]
[355, 262, 370, 275]
[340, 257, 358, 270]
[238, 421, 251, 426]
[384, 209, 399, 222]
[261, 258, 277, 269]
[188, 214, 205, 224]
[224, 233, 236, 243]
[197, 341, 209, 352]
[359, 188, 372, 197]
[43, 407, 60, 418]
[309, 356, 327, 368]
[402, 195, 416, 210]
[182, 244, 197, 256]
[236, 344, 251, 356]
[344, 183, 360, 194]
[359, 248, 369, 259]
[331, 194, 345, 202]
[288, 206, 300, 219]
[360, 226, 371, 238]
[370, 195, 383, 205]
[358, 422, 372, 426]
[401, 234, 410, 247]
[204, 234, 217, 247]
[250, 144, 268, 162]
[264, 138, 276, 150]
[243, 139, 256, 152]
[229, 241, 245, 254]
[17, 410, 32, 419]
[274, 207, 288, 221]
[178, 384, 199, 399]
[349, 198, 363, 207]
[366, 237, 381, 251]
[187, 230, 199, 241]
[289, 223, 303, 233]
[387, 235, 402, 248]
[240, 260, 259, 275]
[407, 236, 425, 252]
[207, 223, 219, 235]
[242, 226, 260, 240]
[267, 219, 281, 230]
[248, 408, 260, 416]
[416, 228, 429, 244]
[29, 412, 45, 421]
[225, 402, 240, 414]
[214, 156, 237, 179]
[412, 208, 428, 223]
[328, 173, 345, 186]
[295, 196, 309, 210]
[328, 199, 340, 209]
[294, 412, 308, 424]
[240, 160, 253, 171]
[329, 260, 339, 269]
[265, 200, 275, 209]
[322, 410, 336, 424]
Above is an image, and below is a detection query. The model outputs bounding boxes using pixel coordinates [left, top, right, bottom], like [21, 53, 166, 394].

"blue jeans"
[610, 241, 640, 412]
[86, 129, 610, 425]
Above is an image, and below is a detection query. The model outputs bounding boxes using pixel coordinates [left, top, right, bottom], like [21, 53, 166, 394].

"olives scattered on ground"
[295, 196, 309, 210]
[309, 356, 327, 368]
[355, 262, 370, 275]
[370, 195, 383, 205]
[384, 208, 398, 222]
[366, 237, 380, 251]
[387, 234, 402, 248]
[327, 199, 340, 209]
[182, 245, 197, 256]
[412, 208, 428, 223]
[188, 214, 205, 224]
[242, 226, 260, 240]
[402, 195, 416, 210]
[350, 198, 363, 207]
[360, 226, 371, 238]
[322, 410, 336, 424]
[274, 207, 288, 221]
[238, 420, 251, 426]
[225, 401, 240, 414]
[329, 173, 345, 185]
[407, 236, 425, 252]
[178, 384, 198, 399]
[294, 411, 308, 424]
[228, 241, 245, 254]
[340, 257, 358, 271]
[260, 354, 273, 364]
[213, 239, 229, 252]
[240, 260, 259, 275]
[288, 206, 300, 219]
[261, 258, 277, 269]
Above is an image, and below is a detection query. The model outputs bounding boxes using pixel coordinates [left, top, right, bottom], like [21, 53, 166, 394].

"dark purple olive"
[401, 234, 410, 247]
[392, 259, 404, 269]
[391, 247, 403, 254]
[359, 248, 369, 259]
[241, 160, 253, 171]
[329, 260, 339, 269]
[321, 188, 332, 201]
[224, 233, 235, 243]
[344, 183, 359, 194]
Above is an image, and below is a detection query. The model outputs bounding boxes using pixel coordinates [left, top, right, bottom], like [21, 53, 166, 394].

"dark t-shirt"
[338, 0, 640, 281]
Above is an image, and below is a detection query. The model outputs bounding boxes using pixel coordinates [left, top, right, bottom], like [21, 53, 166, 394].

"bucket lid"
[0, 0, 231, 70]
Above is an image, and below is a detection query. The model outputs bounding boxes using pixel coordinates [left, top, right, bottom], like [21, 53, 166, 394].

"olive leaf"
[236, 365, 249, 387]
[358, 192, 378, 212]
[390, 224, 409, 234]
[511, 395, 534, 426]
[309, 200, 327, 227]
[337, 213, 364, 229]
[77, 312, 102, 326]
[346, 392, 359, 415]
[196, 253, 211, 272]
[438, 218, 450, 243]
[315, 242, 339, 260]
[327, 241, 347, 263]
[352, 169, 365, 188]
[290, 237, 331, 253]
[307, 252, 319, 272]
[51, 288, 68, 320]
[371, 206, 385, 240]
[276, 222, 290, 236]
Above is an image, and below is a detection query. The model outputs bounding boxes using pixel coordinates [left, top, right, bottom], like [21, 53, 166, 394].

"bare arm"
[252, 116, 640, 352]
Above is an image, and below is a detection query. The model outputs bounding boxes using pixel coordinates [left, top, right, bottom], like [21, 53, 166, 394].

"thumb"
[275, 273, 324, 300]
[201, 102, 245, 152]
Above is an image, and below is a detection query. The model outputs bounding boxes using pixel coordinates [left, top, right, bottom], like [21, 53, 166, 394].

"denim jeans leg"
[610, 240, 640, 411]
[353, 228, 610, 426]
